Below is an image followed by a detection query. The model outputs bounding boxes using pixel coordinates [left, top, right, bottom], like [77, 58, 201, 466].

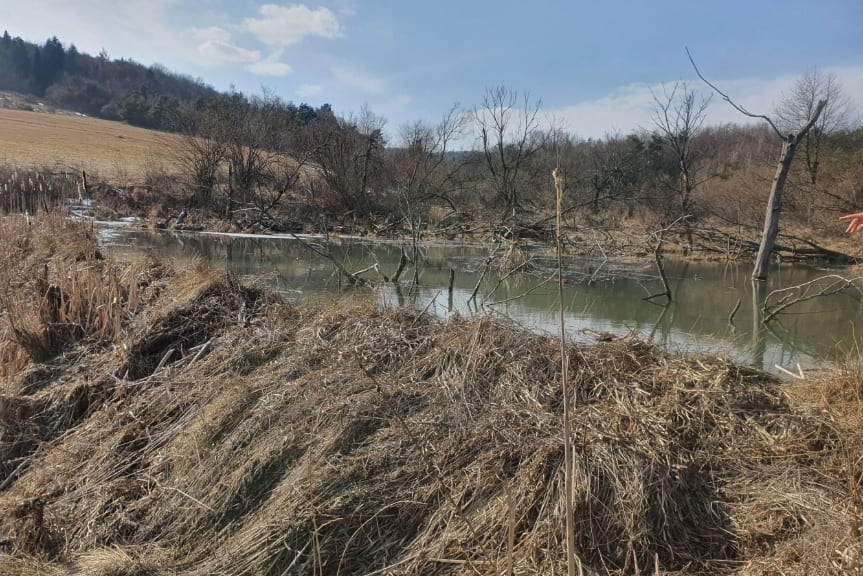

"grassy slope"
[0, 215, 860, 575]
[0, 108, 180, 178]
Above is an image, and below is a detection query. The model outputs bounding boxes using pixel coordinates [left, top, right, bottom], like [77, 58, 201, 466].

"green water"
[99, 226, 863, 373]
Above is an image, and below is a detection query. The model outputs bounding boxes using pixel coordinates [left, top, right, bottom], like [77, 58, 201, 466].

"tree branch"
[686, 47, 785, 138]
[762, 274, 862, 322]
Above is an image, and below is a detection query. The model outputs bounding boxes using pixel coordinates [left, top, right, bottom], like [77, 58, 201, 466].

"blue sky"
[2, 0, 862, 140]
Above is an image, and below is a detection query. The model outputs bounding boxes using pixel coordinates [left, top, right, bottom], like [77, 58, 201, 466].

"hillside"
[0, 32, 216, 129]
[0, 106, 181, 177]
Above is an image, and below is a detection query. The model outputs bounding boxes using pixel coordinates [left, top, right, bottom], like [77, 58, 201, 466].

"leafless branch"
[727, 298, 742, 325]
[686, 47, 784, 138]
[642, 215, 690, 303]
[587, 231, 609, 285]
[762, 274, 863, 322]
[287, 232, 369, 286]
[485, 273, 555, 307]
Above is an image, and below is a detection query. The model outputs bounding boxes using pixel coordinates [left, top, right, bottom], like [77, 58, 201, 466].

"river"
[99, 226, 863, 374]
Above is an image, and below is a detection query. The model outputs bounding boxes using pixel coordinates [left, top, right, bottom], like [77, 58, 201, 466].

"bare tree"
[651, 82, 712, 220]
[223, 92, 282, 211]
[475, 85, 545, 220]
[391, 106, 468, 283]
[394, 104, 467, 215]
[167, 104, 228, 209]
[309, 105, 388, 217]
[225, 93, 325, 228]
[688, 49, 827, 281]
[776, 69, 853, 186]
[572, 133, 652, 215]
[251, 139, 320, 226]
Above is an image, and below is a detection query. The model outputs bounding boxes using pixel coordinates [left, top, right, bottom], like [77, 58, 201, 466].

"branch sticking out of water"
[288, 232, 368, 287]
[643, 215, 691, 304]
[763, 274, 863, 323]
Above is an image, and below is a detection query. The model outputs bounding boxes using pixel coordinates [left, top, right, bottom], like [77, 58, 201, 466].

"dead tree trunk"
[686, 50, 828, 282]
[752, 137, 795, 280]
[752, 99, 826, 281]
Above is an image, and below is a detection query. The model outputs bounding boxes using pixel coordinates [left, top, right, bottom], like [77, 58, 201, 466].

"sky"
[2, 0, 862, 142]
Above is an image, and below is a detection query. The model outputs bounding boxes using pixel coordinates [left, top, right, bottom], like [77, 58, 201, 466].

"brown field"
[0, 108, 180, 179]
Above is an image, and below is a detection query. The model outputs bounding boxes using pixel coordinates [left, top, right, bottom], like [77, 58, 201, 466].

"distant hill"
[0, 31, 328, 133]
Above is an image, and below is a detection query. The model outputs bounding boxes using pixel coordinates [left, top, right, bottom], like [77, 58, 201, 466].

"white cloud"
[296, 84, 324, 97]
[193, 27, 260, 64]
[332, 64, 387, 95]
[246, 59, 294, 76]
[243, 4, 344, 47]
[547, 65, 863, 139]
[244, 50, 293, 76]
[4, 1, 343, 78]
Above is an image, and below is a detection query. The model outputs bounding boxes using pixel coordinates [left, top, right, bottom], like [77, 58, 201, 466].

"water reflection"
[100, 227, 863, 373]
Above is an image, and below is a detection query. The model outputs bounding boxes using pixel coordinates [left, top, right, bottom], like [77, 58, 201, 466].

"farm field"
[0, 107, 179, 178]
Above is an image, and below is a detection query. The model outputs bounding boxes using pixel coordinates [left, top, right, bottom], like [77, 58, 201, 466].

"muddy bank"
[0, 216, 860, 575]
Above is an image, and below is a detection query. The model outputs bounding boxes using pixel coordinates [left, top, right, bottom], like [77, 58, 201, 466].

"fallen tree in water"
[0, 216, 860, 575]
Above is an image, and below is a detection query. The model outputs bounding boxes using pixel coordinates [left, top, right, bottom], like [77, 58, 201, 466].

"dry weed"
[0, 217, 858, 575]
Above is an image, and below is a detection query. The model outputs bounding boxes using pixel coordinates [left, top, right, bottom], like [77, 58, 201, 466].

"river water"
[99, 226, 862, 374]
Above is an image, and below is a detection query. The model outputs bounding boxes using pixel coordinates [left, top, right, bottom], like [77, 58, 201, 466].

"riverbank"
[0, 215, 861, 575]
[3, 161, 861, 270]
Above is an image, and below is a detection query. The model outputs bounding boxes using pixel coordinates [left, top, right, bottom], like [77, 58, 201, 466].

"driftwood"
[643, 217, 689, 303]
[288, 232, 368, 287]
[690, 227, 855, 263]
[762, 274, 863, 322]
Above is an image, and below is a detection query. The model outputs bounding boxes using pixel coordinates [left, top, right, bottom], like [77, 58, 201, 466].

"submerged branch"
[288, 232, 369, 286]
[763, 274, 863, 322]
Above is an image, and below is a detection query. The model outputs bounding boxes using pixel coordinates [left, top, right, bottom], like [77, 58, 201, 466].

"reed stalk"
[553, 165, 577, 576]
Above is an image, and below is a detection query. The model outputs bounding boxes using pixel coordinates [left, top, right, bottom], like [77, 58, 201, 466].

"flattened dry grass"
[0, 217, 860, 575]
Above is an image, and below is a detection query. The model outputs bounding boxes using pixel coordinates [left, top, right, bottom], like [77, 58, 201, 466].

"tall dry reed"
[553, 165, 578, 576]
[0, 213, 137, 383]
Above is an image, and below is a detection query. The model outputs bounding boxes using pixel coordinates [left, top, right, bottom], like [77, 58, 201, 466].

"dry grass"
[0, 109, 181, 178]
[0, 213, 131, 376]
[0, 216, 860, 575]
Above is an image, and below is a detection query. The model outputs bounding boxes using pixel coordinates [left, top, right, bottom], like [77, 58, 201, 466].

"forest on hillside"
[0, 32, 329, 131]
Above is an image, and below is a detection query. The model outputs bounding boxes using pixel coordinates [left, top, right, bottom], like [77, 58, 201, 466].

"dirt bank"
[0, 215, 860, 575]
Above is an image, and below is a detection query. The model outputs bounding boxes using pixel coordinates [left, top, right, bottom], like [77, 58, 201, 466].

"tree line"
[0, 32, 330, 131]
[168, 77, 860, 261]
